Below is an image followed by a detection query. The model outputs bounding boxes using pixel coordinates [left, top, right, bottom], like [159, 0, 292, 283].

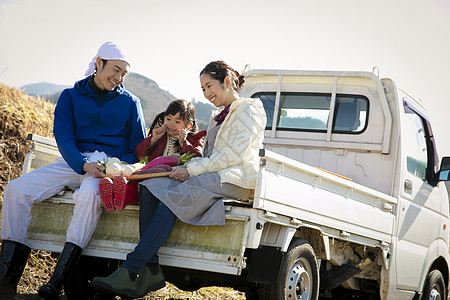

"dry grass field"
[0, 84, 245, 300]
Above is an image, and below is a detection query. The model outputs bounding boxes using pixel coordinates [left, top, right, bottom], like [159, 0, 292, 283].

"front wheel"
[259, 238, 319, 300]
[422, 269, 446, 300]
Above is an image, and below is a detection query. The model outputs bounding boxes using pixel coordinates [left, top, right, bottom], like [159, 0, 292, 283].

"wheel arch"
[415, 238, 450, 297]
[296, 225, 330, 260]
[257, 237, 320, 300]
[425, 256, 449, 296]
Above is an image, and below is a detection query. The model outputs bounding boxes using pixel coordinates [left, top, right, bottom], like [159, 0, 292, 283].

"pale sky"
[1, 0, 450, 155]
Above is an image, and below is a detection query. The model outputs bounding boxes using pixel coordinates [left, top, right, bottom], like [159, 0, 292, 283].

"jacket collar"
[75, 76, 125, 99]
[88, 75, 108, 96]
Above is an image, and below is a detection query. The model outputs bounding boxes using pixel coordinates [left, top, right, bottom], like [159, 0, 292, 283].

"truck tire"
[421, 269, 446, 300]
[259, 238, 319, 300]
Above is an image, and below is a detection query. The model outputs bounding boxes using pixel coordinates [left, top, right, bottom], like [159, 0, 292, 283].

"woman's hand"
[83, 161, 105, 178]
[169, 167, 190, 182]
[150, 125, 166, 146]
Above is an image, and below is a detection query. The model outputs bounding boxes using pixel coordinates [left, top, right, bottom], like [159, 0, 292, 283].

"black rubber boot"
[64, 256, 119, 300]
[38, 242, 83, 300]
[0, 240, 31, 300]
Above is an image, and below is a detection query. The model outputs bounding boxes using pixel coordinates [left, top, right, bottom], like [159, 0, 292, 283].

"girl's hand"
[178, 128, 188, 147]
[169, 167, 190, 182]
[150, 125, 166, 146]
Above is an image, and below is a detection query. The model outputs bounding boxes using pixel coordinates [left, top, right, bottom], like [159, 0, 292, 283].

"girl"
[92, 61, 266, 298]
[99, 99, 206, 211]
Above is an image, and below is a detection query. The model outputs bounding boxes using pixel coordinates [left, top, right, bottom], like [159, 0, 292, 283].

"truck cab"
[239, 69, 450, 299]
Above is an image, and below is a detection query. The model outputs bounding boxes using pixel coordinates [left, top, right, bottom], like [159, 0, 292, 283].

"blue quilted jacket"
[53, 76, 146, 174]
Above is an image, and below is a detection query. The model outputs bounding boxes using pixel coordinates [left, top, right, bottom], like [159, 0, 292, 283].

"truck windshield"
[403, 103, 430, 182]
[252, 92, 369, 134]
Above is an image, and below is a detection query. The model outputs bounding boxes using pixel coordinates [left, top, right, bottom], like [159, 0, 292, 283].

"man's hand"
[169, 167, 190, 182]
[83, 161, 105, 178]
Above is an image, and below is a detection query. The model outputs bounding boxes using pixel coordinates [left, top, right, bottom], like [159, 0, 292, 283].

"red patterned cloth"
[214, 104, 231, 124]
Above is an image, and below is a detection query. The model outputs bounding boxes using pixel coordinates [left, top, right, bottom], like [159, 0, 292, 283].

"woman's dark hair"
[164, 99, 199, 134]
[200, 61, 245, 91]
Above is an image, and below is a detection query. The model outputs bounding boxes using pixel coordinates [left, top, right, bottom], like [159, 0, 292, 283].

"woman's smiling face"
[200, 73, 229, 108]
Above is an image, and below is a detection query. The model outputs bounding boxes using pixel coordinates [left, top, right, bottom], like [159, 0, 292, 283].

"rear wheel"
[422, 269, 446, 300]
[259, 238, 319, 300]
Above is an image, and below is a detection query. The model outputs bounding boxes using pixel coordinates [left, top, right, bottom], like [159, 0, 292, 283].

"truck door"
[395, 99, 442, 290]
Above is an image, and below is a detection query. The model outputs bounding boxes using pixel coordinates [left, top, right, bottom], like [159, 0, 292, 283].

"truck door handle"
[404, 180, 413, 193]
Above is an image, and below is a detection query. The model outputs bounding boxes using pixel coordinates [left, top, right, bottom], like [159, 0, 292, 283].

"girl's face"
[164, 112, 189, 137]
[200, 73, 232, 107]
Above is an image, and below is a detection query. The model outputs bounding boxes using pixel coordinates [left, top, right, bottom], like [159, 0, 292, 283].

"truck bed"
[24, 134, 252, 275]
[28, 193, 252, 275]
[255, 149, 396, 247]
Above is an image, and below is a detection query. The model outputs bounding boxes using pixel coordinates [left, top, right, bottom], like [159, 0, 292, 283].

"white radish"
[132, 162, 145, 170]
[106, 157, 121, 167]
[106, 162, 122, 176]
[121, 165, 135, 177]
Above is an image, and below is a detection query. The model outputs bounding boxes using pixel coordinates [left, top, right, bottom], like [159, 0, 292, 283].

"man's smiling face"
[94, 58, 129, 91]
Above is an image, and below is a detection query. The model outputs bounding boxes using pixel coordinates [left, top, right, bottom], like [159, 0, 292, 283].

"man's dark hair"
[95, 59, 108, 73]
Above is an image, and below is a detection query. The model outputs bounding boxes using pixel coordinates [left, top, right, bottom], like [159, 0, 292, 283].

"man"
[0, 42, 146, 299]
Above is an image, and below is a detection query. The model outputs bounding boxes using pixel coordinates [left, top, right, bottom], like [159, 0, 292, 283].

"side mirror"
[438, 156, 450, 181]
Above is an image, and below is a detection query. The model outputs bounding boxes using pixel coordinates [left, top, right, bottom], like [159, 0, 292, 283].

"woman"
[92, 61, 267, 299]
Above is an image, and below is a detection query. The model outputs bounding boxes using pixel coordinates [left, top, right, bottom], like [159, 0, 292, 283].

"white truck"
[24, 68, 450, 300]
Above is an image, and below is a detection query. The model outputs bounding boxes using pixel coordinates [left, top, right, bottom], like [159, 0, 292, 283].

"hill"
[192, 98, 216, 129]
[122, 73, 176, 126]
[22, 73, 215, 130]
[21, 82, 71, 97]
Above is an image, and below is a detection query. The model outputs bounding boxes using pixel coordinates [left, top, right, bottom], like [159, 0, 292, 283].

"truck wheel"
[259, 238, 319, 300]
[422, 269, 446, 300]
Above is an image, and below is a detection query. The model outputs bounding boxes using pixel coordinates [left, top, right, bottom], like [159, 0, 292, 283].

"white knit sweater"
[186, 97, 266, 189]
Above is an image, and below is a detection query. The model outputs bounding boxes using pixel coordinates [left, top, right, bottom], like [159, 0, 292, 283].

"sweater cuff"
[186, 163, 200, 177]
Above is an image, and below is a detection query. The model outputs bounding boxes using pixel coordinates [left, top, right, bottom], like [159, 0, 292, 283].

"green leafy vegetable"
[97, 160, 107, 169]
[177, 152, 195, 164]
[139, 156, 149, 165]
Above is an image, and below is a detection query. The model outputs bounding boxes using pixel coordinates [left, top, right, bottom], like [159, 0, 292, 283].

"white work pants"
[1, 155, 105, 249]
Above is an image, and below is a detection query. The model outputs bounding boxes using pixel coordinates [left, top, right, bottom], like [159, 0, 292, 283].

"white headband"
[84, 42, 130, 76]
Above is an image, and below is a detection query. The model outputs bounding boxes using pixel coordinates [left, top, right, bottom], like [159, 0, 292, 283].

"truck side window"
[251, 92, 368, 133]
[403, 108, 428, 181]
[277, 93, 330, 131]
[332, 96, 368, 133]
[253, 92, 276, 129]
